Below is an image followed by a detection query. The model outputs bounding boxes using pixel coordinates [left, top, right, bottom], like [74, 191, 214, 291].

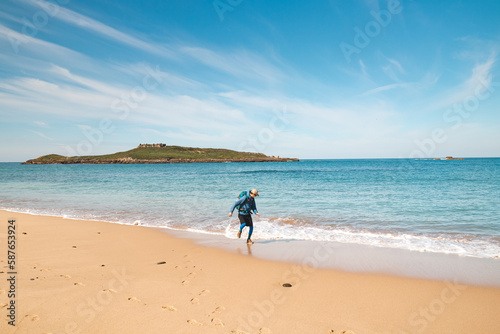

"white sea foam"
[2, 207, 499, 259]
[221, 216, 500, 259]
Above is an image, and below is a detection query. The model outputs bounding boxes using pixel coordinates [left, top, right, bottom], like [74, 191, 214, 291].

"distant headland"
[22, 144, 299, 164]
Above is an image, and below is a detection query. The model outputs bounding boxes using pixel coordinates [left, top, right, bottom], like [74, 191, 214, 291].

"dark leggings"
[239, 222, 253, 240]
[238, 214, 253, 240]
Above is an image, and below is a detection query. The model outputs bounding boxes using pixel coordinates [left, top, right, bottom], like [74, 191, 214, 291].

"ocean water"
[1, 159, 499, 259]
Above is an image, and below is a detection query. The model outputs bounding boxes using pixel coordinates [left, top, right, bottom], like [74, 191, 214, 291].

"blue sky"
[0, 0, 499, 161]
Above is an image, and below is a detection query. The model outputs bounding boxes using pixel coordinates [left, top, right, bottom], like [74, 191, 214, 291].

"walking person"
[229, 189, 260, 244]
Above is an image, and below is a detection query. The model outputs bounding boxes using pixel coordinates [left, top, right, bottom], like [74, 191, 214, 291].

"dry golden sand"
[1, 210, 500, 334]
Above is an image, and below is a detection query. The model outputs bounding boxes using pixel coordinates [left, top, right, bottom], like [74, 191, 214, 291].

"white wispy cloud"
[382, 64, 404, 82]
[77, 125, 92, 131]
[0, 70, 256, 137]
[464, 55, 496, 92]
[20, 0, 177, 60]
[10, 1, 288, 88]
[180, 46, 286, 84]
[0, 23, 86, 61]
[0, 10, 26, 25]
[361, 82, 410, 96]
[429, 55, 496, 112]
[34, 121, 49, 128]
[386, 57, 406, 74]
[360, 70, 440, 96]
[359, 59, 369, 79]
[30, 130, 53, 141]
[217, 90, 400, 138]
[111, 63, 204, 90]
[0, 76, 113, 120]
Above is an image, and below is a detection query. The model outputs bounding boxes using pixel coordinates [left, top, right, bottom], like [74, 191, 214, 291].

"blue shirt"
[230, 191, 258, 215]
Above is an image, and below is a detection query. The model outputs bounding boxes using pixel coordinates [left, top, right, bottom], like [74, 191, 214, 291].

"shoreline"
[169, 229, 500, 288]
[3, 208, 500, 287]
[1, 210, 500, 333]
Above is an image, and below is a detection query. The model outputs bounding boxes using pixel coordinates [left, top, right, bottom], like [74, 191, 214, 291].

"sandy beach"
[1, 210, 500, 334]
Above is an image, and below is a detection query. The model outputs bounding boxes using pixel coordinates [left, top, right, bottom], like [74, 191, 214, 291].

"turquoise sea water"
[1, 159, 499, 259]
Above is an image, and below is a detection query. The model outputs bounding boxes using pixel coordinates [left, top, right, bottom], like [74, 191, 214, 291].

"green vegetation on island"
[22, 144, 299, 164]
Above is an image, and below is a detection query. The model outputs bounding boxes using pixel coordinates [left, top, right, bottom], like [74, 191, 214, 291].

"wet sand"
[177, 229, 500, 287]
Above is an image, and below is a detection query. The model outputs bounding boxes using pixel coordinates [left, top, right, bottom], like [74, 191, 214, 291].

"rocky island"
[22, 144, 299, 164]
[434, 156, 465, 160]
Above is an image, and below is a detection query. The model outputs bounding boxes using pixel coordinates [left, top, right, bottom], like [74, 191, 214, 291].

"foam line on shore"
[3, 206, 500, 261]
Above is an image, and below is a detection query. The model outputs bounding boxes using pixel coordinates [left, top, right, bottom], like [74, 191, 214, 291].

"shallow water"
[1, 158, 499, 259]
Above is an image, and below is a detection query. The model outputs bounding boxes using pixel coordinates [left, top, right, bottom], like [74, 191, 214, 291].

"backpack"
[235, 190, 252, 212]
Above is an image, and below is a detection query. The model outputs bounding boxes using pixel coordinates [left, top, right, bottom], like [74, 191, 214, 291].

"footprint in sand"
[187, 272, 195, 278]
[60, 274, 71, 279]
[73, 282, 85, 286]
[211, 318, 224, 327]
[128, 297, 147, 306]
[24, 314, 39, 321]
[40, 268, 50, 272]
[231, 330, 250, 334]
[341, 331, 355, 334]
[103, 288, 117, 293]
[212, 306, 225, 314]
[199, 289, 210, 296]
[182, 280, 189, 286]
[259, 328, 272, 334]
[190, 298, 200, 305]
[162, 305, 177, 311]
[187, 319, 203, 326]
[0, 303, 8, 308]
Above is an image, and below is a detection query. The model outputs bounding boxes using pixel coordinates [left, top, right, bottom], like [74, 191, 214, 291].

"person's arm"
[229, 197, 246, 217]
[252, 199, 259, 216]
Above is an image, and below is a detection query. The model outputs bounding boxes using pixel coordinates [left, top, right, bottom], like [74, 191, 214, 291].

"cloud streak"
[20, 0, 177, 59]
